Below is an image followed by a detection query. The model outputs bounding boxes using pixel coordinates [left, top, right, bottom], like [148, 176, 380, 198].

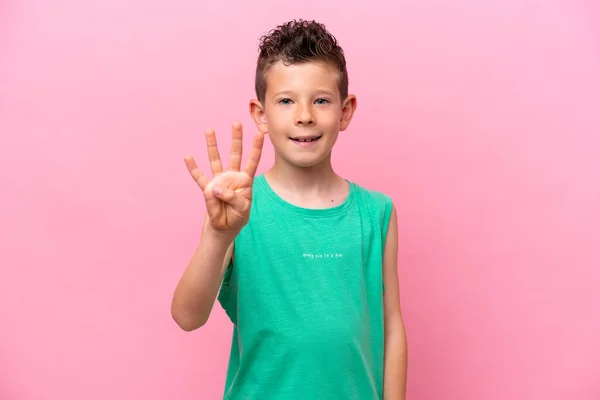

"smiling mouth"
[290, 135, 322, 142]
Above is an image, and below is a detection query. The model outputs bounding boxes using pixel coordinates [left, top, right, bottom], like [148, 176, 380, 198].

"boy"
[171, 19, 407, 399]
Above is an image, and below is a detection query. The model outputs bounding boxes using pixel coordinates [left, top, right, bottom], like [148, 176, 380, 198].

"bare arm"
[171, 216, 234, 331]
[170, 122, 264, 332]
[383, 204, 408, 399]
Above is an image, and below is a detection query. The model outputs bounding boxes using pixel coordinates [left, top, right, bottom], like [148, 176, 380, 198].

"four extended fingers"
[188, 124, 264, 189]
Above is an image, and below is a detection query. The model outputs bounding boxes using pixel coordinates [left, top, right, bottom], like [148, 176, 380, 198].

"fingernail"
[213, 187, 222, 196]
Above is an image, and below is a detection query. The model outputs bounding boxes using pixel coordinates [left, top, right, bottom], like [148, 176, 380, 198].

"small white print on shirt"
[303, 253, 343, 259]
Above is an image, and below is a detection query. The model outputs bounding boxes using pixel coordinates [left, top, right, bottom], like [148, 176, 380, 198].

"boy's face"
[250, 60, 356, 169]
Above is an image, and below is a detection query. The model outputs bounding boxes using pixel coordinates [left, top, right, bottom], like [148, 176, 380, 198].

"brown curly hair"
[254, 19, 348, 104]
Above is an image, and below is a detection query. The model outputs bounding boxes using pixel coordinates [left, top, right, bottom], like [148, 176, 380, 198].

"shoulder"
[350, 180, 394, 220]
[350, 179, 392, 202]
[347, 180, 396, 247]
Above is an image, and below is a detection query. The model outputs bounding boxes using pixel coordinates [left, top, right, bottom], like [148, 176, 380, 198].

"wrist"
[204, 223, 237, 247]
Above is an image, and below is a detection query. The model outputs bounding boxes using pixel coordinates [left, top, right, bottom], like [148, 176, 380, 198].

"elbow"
[175, 319, 202, 332]
[171, 304, 207, 332]
[179, 322, 203, 332]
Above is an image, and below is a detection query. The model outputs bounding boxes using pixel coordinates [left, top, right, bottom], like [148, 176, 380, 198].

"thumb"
[212, 186, 248, 210]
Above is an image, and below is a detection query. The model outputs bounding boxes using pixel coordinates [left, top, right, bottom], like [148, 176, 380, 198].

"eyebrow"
[272, 90, 295, 98]
[271, 89, 336, 98]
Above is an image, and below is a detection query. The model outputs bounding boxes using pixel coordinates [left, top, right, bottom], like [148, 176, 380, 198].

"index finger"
[243, 131, 265, 177]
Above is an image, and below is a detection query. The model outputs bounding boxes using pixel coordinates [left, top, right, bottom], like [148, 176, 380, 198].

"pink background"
[1, 0, 599, 399]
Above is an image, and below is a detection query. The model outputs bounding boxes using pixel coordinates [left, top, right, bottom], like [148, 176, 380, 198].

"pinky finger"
[184, 155, 210, 191]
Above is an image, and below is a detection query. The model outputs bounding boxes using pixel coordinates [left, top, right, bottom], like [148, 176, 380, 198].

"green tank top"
[218, 174, 393, 399]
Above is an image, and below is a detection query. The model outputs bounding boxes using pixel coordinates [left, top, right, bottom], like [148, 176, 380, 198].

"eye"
[278, 98, 293, 105]
[315, 98, 330, 105]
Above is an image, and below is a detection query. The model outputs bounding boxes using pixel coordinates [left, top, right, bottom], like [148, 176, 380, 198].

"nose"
[295, 103, 315, 126]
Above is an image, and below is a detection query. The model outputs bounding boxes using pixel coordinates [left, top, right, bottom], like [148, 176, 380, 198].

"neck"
[265, 153, 343, 194]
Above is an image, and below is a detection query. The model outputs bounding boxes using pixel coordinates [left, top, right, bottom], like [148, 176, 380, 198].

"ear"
[339, 94, 357, 132]
[249, 99, 269, 134]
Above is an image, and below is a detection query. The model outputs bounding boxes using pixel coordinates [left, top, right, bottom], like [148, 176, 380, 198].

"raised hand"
[184, 122, 265, 239]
